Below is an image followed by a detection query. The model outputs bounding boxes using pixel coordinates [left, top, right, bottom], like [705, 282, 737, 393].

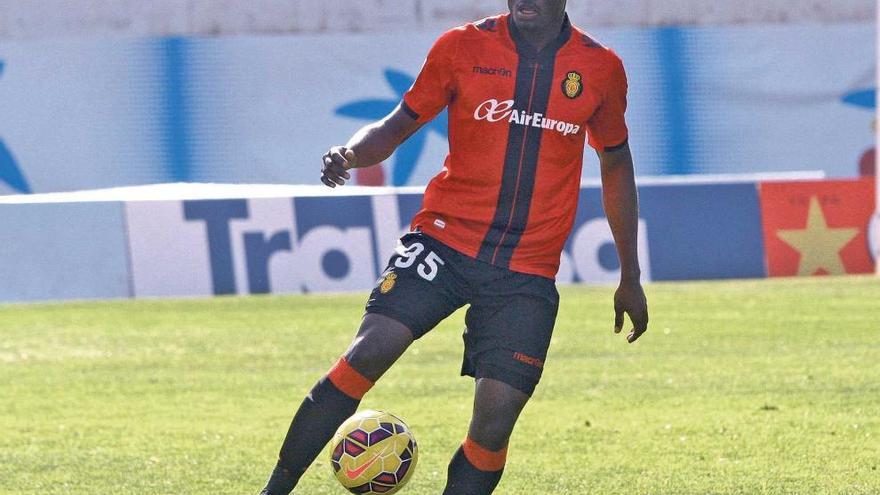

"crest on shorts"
[380, 272, 398, 294]
[562, 71, 583, 99]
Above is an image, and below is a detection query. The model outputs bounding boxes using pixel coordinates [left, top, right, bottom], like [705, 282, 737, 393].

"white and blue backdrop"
[0, 22, 875, 195]
[0, 21, 876, 302]
[0, 181, 770, 302]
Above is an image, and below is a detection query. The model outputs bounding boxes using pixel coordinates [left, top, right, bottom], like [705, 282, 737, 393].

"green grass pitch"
[1, 276, 878, 494]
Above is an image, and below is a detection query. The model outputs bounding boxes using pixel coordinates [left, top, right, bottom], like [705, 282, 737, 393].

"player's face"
[507, 0, 567, 32]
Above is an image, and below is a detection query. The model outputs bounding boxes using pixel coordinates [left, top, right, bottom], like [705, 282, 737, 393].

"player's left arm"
[598, 141, 649, 343]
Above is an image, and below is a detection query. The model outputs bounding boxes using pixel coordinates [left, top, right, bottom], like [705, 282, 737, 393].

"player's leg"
[261, 232, 467, 495]
[442, 377, 529, 494]
[443, 270, 559, 494]
[261, 314, 413, 495]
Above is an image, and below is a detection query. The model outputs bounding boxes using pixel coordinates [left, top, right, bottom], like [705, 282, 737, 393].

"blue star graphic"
[0, 60, 31, 194]
[335, 69, 447, 186]
[842, 88, 876, 109]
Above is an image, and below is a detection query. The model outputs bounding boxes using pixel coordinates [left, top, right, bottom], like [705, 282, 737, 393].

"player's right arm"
[321, 105, 422, 188]
[321, 28, 460, 188]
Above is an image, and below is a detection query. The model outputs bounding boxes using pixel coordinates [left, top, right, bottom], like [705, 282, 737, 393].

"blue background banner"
[638, 183, 767, 280]
[0, 23, 874, 195]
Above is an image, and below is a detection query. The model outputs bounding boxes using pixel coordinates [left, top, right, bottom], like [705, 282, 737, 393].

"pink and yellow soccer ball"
[329, 410, 418, 494]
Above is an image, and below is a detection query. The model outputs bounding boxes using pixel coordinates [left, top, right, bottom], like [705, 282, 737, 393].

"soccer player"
[261, 0, 649, 493]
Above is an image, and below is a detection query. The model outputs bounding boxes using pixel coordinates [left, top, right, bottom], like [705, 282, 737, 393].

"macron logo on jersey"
[473, 98, 581, 136]
[472, 66, 513, 78]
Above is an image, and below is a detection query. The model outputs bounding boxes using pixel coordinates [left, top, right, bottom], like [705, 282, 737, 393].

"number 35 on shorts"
[393, 242, 445, 281]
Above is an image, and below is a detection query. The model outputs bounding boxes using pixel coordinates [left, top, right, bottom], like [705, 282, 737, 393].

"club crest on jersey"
[562, 71, 583, 99]
[379, 272, 398, 294]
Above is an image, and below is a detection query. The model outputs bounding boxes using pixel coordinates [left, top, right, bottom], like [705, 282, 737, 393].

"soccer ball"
[329, 410, 418, 494]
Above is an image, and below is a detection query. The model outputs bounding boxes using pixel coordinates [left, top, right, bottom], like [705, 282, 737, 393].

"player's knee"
[344, 314, 414, 381]
[468, 378, 530, 449]
[469, 403, 525, 449]
[469, 413, 517, 450]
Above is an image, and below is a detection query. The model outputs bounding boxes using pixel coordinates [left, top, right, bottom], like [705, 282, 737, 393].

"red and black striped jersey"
[402, 13, 629, 279]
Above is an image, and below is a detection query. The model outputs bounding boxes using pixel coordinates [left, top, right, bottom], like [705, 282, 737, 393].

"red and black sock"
[260, 357, 374, 495]
[442, 437, 507, 495]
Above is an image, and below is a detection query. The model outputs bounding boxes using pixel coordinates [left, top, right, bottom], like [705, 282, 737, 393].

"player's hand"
[321, 146, 357, 188]
[613, 279, 649, 343]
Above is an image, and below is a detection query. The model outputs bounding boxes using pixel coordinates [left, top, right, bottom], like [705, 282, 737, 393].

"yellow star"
[777, 197, 860, 276]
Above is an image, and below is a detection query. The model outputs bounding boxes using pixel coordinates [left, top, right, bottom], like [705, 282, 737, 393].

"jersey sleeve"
[402, 29, 459, 124]
[586, 53, 629, 151]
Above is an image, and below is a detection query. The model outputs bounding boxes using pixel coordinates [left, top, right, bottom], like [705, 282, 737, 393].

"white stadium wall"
[0, 202, 130, 302]
[0, 0, 874, 39]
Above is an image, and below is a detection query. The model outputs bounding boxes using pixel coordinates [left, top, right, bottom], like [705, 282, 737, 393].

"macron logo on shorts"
[473, 98, 581, 136]
[513, 352, 544, 369]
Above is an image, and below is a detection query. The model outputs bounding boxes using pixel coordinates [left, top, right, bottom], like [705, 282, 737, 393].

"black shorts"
[365, 232, 559, 396]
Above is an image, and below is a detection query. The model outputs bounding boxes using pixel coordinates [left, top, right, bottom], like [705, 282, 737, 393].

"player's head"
[507, 0, 567, 32]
